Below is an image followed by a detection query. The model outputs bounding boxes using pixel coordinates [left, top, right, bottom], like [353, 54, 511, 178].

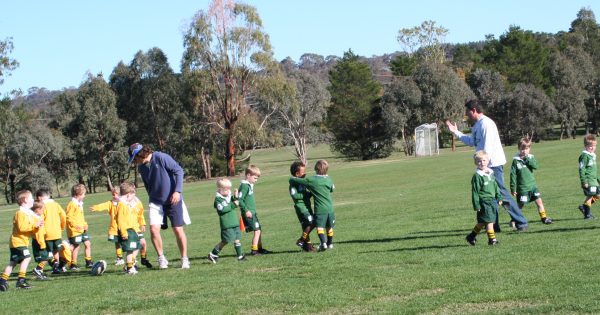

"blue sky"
[1, 0, 598, 94]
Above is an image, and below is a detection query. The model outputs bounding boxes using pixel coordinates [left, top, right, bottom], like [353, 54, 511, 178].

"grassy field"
[0, 139, 599, 314]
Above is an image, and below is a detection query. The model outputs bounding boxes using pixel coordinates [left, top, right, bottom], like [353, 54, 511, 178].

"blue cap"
[127, 143, 143, 164]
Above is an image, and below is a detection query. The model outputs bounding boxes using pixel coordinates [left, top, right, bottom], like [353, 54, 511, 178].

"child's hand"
[498, 201, 503, 206]
[36, 220, 44, 228]
[88, 207, 94, 211]
[234, 189, 239, 197]
[233, 200, 239, 206]
[140, 226, 146, 233]
[583, 183, 589, 189]
[511, 192, 517, 197]
[245, 211, 253, 219]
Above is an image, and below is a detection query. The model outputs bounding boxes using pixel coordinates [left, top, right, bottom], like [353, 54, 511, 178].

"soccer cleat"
[69, 264, 80, 271]
[181, 256, 190, 269]
[318, 244, 328, 252]
[465, 234, 477, 246]
[488, 238, 499, 246]
[141, 258, 153, 268]
[85, 260, 94, 268]
[579, 204, 591, 218]
[157, 255, 169, 269]
[32, 267, 47, 280]
[296, 238, 305, 248]
[327, 244, 334, 250]
[237, 255, 247, 261]
[541, 217, 553, 224]
[250, 250, 261, 256]
[125, 267, 138, 275]
[115, 258, 125, 266]
[303, 242, 316, 252]
[585, 214, 596, 220]
[257, 248, 272, 254]
[208, 253, 219, 264]
[0, 281, 7, 292]
[15, 279, 31, 289]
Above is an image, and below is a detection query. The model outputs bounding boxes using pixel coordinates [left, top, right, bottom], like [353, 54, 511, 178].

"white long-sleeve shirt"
[452, 115, 507, 167]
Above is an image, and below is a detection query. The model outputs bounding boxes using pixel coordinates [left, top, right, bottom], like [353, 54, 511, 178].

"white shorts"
[148, 201, 191, 227]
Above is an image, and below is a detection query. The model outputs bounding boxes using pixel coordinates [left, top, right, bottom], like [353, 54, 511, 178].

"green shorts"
[32, 240, 50, 262]
[517, 187, 541, 205]
[221, 227, 242, 243]
[476, 199, 498, 224]
[295, 209, 315, 229]
[242, 212, 261, 232]
[45, 239, 63, 254]
[315, 211, 335, 229]
[69, 232, 90, 245]
[118, 229, 140, 252]
[137, 233, 145, 240]
[9, 246, 31, 263]
[107, 234, 118, 243]
[583, 185, 600, 197]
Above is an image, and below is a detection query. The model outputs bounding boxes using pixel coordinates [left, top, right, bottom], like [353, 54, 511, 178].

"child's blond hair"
[473, 150, 489, 164]
[216, 178, 232, 189]
[119, 182, 136, 196]
[16, 190, 32, 205]
[584, 134, 597, 147]
[315, 160, 329, 175]
[518, 137, 532, 150]
[71, 184, 86, 197]
[245, 165, 261, 177]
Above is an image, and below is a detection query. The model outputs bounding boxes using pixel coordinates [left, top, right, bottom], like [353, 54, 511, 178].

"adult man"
[446, 99, 529, 231]
[128, 143, 191, 269]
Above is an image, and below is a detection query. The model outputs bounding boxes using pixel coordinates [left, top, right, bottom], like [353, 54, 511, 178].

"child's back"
[300, 175, 334, 213]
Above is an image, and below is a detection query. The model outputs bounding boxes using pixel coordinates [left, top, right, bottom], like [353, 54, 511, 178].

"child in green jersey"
[509, 137, 552, 224]
[289, 161, 315, 252]
[578, 134, 600, 219]
[289, 160, 335, 251]
[208, 178, 246, 263]
[466, 151, 502, 246]
[239, 165, 270, 256]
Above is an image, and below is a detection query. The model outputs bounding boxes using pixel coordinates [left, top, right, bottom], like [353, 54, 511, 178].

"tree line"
[1, 2, 599, 203]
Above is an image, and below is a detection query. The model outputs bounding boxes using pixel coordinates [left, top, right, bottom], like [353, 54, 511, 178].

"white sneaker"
[115, 258, 125, 266]
[125, 267, 138, 275]
[181, 256, 190, 269]
[158, 255, 169, 269]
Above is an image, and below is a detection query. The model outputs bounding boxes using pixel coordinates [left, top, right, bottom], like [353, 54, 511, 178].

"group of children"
[0, 181, 151, 291]
[466, 135, 600, 246]
[207, 160, 336, 263]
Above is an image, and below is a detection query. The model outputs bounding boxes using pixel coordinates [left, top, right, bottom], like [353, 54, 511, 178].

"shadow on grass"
[372, 244, 467, 253]
[337, 232, 468, 244]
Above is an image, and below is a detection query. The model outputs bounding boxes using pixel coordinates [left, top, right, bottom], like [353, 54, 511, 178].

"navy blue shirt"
[138, 152, 184, 205]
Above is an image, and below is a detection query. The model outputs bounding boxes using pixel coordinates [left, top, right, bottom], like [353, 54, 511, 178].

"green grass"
[0, 139, 599, 314]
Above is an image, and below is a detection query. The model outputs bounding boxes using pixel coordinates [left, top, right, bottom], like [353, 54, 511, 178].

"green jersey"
[471, 169, 502, 211]
[579, 150, 599, 187]
[214, 193, 239, 230]
[289, 177, 313, 215]
[510, 154, 539, 194]
[238, 180, 256, 215]
[289, 175, 334, 214]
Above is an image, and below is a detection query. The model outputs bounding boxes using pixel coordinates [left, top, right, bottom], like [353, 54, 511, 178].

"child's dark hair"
[584, 134, 597, 147]
[35, 187, 51, 199]
[290, 161, 305, 176]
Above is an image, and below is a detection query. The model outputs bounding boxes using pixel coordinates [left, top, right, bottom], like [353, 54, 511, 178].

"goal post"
[415, 123, 439, 157]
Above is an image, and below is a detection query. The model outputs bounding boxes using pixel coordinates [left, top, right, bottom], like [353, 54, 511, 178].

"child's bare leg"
[71, 244, 80, 265]
[251, 230, 261, 252]
[2, 262, 16, 279]
[486, 222, 498, 245]
[83, 239, 92, 264]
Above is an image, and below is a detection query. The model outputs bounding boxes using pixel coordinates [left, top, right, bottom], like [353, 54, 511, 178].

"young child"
[208, 178, 246, 263]
[510, 137, 553, 224]
[131, 195, 153, 268]
[35, 188, 66, 275]
[238, 165, 270, 256]
[466, 151, 502, 246]
[289, 160, 335, 251]
[31, 202, 50, 280]
[65, 184, 93, 270]
[578, 134, 600, 219]
[89, 188, 124, 266]
[0, 190, 44, 291]
[116, 182, 141, 275]
[289, 161, 316, 252]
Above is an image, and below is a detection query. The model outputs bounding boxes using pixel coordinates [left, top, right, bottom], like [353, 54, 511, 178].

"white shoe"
[115, 258, 125, 266]
[158, 255, 169, 269]
[181, 256, 190, 269]
[125, 267, 138, 275]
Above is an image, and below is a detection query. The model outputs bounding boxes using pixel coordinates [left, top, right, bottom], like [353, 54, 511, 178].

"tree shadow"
[363, 244, 467, 253]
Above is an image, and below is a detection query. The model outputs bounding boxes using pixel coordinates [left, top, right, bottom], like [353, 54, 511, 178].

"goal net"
[415, 123, 439, 157]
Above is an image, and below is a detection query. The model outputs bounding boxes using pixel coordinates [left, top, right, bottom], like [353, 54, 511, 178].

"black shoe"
[488, 238, 498, 246]
[541, 217, 553, 224]
[296, 238, 304, 248]
[251, 250, 261, 256]
[303, 242, 316, 252]
[85, 260, 94, 268]
[15, 279, 31, 289]
[585, 214, 596, 220]
[465, 234, 476, 246]
[208, 253, 219, 264]
[258, 248, 272, 254]
[141, 258, 153, 268]
[516, 225, 528, 232]
[579, 204, 591, 218]
[0, 281, 8, 292]
[32, 267, 47, 280]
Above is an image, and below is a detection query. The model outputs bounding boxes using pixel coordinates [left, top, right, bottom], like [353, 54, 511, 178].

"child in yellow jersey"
[90, 188, 125, 266]
[66, 184, 93, 270]
[131, 196, 152, 268]
[0, 190, 44, 291]
[35, 187, 66, 275]
[116, 182, 141, 275]
[30, 202, 50, 280]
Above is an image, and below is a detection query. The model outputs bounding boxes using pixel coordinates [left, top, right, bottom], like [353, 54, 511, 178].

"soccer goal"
[414, 123, 439, 157]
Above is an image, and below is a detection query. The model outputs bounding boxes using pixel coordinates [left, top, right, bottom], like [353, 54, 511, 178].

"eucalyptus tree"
[0, 37, 18, 86]
[380, 77, 421, 155]
[182, 0, 280, 176]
